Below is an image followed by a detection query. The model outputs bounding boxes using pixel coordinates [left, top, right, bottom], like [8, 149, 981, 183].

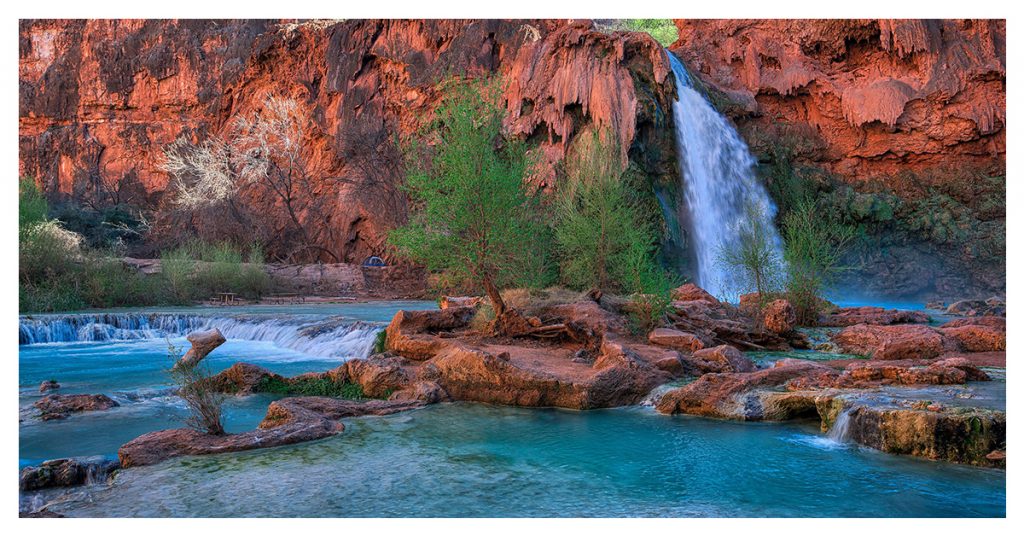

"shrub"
[254, 375, 366, 399]
[782, 200, 855, 325]
[19, 177, 48, 228]
[168, 342, 225, 436]
[159, 239, 271, 301]
[554, 131, 662, 295]
[622, 242, 679, 334]
[716, 201, 785, 319]
[372, 330, 387, 354]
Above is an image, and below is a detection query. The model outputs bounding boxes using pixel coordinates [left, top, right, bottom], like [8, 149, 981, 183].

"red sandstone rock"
[385, 306, 475, 360]
[654, 361, 836, 419]
[207, 362, 286, 394]
[940, 324, 1006, 352]
[818, 306, 930, 327]
[38, 380, 59, 393]
[670, 283, 719, 304]
[671, 20, 1004, 181]
[762, 299, 796, 334]
[344, 355, 410, 398]
[941, 316, 1006, 330]
[684, 345, 756, 375]
[832, 324, 951, 360]
[388, 381, 450, 404]
[34, 394, 119, 420]
[647, 328, 704, 352]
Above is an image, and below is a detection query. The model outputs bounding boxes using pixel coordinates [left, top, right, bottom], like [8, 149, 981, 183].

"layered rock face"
[671, 19, 1005, 179]
[19, 19, 674, 263]
[671, 20, 1006, 298]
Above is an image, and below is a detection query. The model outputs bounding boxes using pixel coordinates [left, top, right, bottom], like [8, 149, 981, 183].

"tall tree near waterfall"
[389, 78, 548, 332]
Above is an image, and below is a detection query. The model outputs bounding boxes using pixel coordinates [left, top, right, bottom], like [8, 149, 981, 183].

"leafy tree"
[782, 199, 855, 324]
[389, 78, 547, 329]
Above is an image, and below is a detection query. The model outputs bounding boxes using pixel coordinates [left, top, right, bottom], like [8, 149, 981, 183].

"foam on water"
[19, 313, 381, 360]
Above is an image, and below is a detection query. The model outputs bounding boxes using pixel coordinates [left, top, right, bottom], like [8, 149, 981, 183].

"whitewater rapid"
[18, 312, 382, 361]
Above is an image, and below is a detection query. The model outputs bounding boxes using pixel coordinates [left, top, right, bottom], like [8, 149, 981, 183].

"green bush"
[716, 201, 786, 318]
[622, 241, 679, 335]
[554, 132, 663, 295]
[372, 330, 387, 354]
[600, 19, 679, 47]
[782, 200, 855, 325]
[159, 240, 270, 301]
[254, 375, 367, 399]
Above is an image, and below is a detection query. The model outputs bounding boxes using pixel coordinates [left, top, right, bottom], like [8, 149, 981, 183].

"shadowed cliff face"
[19, 19, 676, 263]
[671, 19, 1005, 299]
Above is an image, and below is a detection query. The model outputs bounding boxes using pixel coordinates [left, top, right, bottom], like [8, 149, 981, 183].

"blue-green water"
[19, 302, 1006, 517]
[35, 404, 1005, 517]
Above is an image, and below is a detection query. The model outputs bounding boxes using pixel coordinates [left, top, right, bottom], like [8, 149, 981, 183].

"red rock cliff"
[670, 19, 1005, 181]
[19, 19, 674, 262]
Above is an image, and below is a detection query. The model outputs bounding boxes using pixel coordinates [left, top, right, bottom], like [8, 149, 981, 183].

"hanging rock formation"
[19, 19, 675, 263]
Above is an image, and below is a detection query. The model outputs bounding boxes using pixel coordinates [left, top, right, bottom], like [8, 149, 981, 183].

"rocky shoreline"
[19, 285, 1006, 516]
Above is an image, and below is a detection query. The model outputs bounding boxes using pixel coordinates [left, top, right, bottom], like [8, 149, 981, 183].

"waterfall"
[826, 408, 853, 443]
[666, 50, 785, 301]
[19, 313, 382, 360]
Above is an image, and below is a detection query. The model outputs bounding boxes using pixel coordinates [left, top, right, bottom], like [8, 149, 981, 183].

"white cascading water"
[666, 50, 785, 301]
[826, 408, 853, 443]
[18, 313, 381, 360]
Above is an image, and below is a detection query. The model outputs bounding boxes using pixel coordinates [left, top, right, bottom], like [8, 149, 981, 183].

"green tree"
[717, 201, 785, 320]
[782, 199, 855, 324]
[389, 78, 547, 331]
[554, 131, 660, 294]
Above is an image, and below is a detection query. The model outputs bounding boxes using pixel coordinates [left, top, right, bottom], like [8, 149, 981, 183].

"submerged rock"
[38, 380, 60, 393]
[119, 409, 345, 468]
[34, 394, 119, 420]
[19, 457, 119, 491]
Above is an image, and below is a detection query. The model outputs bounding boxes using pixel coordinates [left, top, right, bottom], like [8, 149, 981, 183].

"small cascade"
[18, 313, 382, 360]
[826, 408, 853, 443]
[640, 382, 683, 407]
[665, 50, 785, 301]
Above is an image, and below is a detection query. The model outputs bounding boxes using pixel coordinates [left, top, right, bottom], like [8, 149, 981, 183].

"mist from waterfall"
[666, 50, 785, 301]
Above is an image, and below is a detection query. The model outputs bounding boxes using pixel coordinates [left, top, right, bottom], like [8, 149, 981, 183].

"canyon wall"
[19, 19, 1006, 299]
[671, 19, 1005, 298]
[20, 19, 675, 263]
